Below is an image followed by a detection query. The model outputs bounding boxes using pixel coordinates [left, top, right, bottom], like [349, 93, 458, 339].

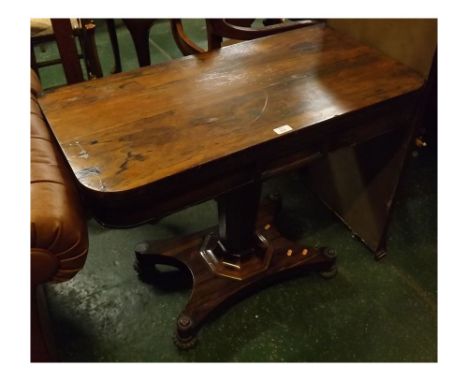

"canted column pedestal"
[134, 183, 337, 348]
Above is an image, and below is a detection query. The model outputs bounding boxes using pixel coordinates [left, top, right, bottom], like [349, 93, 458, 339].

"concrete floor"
[35, 19, 437, 362]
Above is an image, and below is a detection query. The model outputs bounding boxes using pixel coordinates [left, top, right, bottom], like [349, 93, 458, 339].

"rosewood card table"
[39, 25, 424, 348]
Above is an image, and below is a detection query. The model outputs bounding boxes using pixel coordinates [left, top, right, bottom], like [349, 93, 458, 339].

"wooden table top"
[39, 25, 424, 196]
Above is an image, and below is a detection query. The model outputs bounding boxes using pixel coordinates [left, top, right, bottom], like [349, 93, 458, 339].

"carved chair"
[103, 19, 157, 70]
[103, 19, 322, 70]
[170, 18, 324, 56]
[121, 19, 157, 67]
[31, 18, 103, 84]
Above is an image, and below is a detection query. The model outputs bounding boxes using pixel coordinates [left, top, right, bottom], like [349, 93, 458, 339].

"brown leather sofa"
[30, 70, 89, 361]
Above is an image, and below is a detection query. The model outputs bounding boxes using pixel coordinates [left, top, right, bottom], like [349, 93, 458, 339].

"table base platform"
[134, 197, 337, 349]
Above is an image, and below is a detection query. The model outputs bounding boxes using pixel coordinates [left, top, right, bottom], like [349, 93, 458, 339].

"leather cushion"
[31, 70, 42, 96]
[31, 82, 88, 284]
[31, 97, 51, 141]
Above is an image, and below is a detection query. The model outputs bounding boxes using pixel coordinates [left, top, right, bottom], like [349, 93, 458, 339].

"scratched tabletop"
[39, 26, 424, 195]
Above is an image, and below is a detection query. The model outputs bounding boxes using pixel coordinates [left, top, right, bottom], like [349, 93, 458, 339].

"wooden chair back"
[171, 18, 324, 56]
[31, 19, 103, 85]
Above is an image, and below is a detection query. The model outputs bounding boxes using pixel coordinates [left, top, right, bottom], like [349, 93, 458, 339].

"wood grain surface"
[39, 26, 423, 196]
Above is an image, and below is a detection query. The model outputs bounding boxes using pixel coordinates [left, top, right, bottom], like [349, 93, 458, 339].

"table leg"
[134, 183, 337, 349]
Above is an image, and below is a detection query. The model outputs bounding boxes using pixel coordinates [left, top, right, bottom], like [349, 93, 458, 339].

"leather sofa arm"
[30, 70, 88, 286]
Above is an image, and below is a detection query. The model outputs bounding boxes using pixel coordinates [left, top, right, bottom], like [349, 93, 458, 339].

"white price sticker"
[273, 125, 293, 135]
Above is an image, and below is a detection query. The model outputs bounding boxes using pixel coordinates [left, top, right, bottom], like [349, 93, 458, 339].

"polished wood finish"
[122, 19, 156, 67]
[135, 195, 336, 347]
[218, 182, 261, 253]
[307, 49, 436, 258]
[40, 26, 423, 224]
[170, 18, 324, 56]
[33, 19, 102, 83]
[79, 19, 103, 78]
[50, 19, 84, 84]
[39, 27, 424, 346]
[206, 19, 323, 50]
[307, 130, 409, 257]
[170, 19, 204, 55]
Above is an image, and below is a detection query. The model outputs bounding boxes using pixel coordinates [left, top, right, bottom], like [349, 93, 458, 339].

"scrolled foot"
[134, 245, 160, 283]
[134, 258, 159, 283]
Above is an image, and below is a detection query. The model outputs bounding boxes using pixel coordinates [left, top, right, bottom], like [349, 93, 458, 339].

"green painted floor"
[37, 19, 437, 362]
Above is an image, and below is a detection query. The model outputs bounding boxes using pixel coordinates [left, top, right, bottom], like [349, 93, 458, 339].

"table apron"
[84, 91, 419, 228]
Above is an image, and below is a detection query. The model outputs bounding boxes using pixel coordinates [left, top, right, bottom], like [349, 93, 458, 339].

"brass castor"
[323, 248, 337, 259]
[174, 315, 197, 350]
[173, 334, 198, 350]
